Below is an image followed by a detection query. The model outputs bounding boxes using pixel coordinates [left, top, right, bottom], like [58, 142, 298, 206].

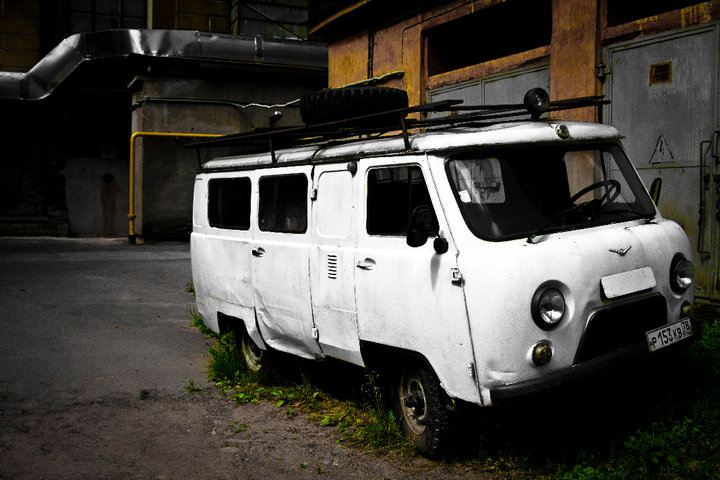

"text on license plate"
[646, 318, 693, 352]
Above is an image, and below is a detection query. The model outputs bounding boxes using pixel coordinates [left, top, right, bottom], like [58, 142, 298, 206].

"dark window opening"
[425, 0, 551, 76]
[70, 0, 146, 33]
[259, 174, 307, 233]
[606, 0, 703, 27]
[366, 166, 437, 236]
[208, 177, 252, 230]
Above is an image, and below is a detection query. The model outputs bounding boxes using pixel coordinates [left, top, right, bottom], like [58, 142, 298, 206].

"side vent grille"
[327, 254, 338, 279]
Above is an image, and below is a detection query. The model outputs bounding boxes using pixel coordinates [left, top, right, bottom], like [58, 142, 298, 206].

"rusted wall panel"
[601, 0, 716, 42]
[550, 0, 598, 121]
[328, 31, 367, 88]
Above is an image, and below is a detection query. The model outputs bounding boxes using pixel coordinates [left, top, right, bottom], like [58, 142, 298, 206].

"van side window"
[259, 174, 308, 233]
[367, 166, 438, 236]
[208, 177, 251, 230]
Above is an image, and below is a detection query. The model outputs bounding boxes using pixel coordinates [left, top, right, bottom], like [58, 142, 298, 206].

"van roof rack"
[190, 88, 608, 159]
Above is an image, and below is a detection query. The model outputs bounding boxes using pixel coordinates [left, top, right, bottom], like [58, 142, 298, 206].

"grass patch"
[549, 306, 720, 479]
[189, 305, 720, 475]
[189, 313, 411, 454]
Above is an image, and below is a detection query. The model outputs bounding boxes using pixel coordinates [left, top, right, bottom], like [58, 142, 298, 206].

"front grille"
[574, 294, 667, 365]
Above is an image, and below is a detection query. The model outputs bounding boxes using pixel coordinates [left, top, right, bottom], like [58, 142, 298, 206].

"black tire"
[393, 365, 452, 457]
[299, 86, 409, 126]
[237, 328, 273, 382]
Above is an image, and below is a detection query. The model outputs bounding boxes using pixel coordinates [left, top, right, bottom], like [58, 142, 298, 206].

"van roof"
[200, 120, 622, 172]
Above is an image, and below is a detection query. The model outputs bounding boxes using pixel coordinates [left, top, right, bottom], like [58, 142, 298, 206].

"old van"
[191, 88, 696, 456]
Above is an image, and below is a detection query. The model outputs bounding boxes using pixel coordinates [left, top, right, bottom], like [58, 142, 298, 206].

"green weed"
[553, 311, 720, 479]
[191, 306, 720, 473]
[189, 310, 215, 338]
[185, 379, 202, 393]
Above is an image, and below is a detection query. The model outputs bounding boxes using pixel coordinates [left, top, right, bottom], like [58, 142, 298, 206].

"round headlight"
[670, 254, 694, 292]
[532, 288, 566, 329]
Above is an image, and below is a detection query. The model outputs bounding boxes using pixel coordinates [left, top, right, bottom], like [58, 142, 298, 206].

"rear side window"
[208, 177, 251, 230]
[366, 165, 437, 236]
[259, 174, 308, 233]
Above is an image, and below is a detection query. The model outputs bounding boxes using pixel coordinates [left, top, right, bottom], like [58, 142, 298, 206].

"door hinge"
[468, 362, 476, 380]
[310, 188, 318, 201]
[450, 267, 463, 285]
[312, 327, 319, 339]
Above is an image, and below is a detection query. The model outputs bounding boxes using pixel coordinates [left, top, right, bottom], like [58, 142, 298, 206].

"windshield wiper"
[527, 204, 655, 244]
[526, 204, 580, 244]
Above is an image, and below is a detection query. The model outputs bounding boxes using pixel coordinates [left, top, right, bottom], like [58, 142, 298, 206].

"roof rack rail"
[189, 88, 609, 159]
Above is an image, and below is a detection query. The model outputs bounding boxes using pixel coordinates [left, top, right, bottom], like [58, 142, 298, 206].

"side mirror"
[649, 177, 662, 204]
[407, 206, 434, 247]
[407, 205, 446, 254]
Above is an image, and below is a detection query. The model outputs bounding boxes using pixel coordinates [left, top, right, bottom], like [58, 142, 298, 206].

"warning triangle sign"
[649, 134, 675, 165]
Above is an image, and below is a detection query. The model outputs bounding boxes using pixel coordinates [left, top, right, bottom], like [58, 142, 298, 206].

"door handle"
[252, 247, 265, 257]
[356, 258, 375, 270]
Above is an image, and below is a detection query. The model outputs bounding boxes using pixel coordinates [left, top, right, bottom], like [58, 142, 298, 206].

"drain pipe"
[128, 131, 223, 244]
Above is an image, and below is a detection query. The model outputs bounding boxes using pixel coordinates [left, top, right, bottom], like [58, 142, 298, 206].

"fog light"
[532, 341, 553, 366]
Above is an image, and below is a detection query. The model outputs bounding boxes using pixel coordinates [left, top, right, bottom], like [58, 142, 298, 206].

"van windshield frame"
[444, 143, 656, 241]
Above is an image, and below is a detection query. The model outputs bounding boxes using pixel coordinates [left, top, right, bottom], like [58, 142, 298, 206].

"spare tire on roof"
[300, 86, 409, 126]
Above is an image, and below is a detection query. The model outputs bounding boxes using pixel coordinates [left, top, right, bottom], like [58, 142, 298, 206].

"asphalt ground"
[0, 237, 204, 409]
[0, 237, 477, 480]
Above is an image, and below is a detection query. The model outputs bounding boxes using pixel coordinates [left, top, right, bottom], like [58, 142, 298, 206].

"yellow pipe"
[128, 131, 223, 244]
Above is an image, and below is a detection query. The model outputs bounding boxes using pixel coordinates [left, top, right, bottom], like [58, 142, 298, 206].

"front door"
[353, 157, 479, 402]
[604, 24, 720, 299]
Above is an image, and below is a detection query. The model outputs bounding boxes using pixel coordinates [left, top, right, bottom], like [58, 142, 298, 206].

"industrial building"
[310, 0, 719, 300]
[0, 0, 327, 239]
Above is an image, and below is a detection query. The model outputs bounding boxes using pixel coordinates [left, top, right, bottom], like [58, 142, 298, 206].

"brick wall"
[0, 0, 40, 72]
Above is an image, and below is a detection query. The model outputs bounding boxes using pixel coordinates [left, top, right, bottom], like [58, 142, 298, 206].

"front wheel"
[393, 366, 452, 457]
[238, 328, 273, 382]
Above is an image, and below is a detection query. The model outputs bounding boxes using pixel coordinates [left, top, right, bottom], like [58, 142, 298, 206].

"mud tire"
[237, 328, 273, 382]
[393, 365, 452, 457]
[299, 86, 409, 126]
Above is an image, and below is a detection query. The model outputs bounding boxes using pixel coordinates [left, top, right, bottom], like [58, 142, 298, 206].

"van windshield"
[445, 143, 656, 241]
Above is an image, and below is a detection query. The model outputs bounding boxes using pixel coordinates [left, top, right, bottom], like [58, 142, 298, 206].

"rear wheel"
[238, 328, 273, 382]
[394, 365, 452, 457]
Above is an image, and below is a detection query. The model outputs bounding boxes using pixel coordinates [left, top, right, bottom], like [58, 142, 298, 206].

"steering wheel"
[569, 179, 621, 205]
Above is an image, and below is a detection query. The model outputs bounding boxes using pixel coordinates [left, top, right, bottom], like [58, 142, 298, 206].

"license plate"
[646, 318, 693, 352]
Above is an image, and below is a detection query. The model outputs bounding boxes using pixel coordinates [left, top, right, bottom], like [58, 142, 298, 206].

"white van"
[191, 88, 696, 456]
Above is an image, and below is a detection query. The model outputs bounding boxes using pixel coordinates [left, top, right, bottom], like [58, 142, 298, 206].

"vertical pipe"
[128, 132, 223, 244]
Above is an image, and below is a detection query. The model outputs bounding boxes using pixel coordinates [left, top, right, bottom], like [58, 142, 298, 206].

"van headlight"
[670, 254, 694, 292]
[532, 288, 565, 330]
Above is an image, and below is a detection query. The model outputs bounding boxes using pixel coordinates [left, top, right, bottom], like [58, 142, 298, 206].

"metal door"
[309, 166, 363, 366]
[603, 24, 720, 299]
[428, 65, 550, 113]
[353, 157, 480, 402]
[251, 166, 323, 359]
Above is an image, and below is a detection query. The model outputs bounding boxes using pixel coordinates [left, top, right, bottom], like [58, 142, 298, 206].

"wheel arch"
[360, 340, 435, 375]
[217, 311, 267, 350]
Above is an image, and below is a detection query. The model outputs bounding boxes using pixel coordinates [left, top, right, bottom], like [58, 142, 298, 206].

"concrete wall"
[65, 158, 129, 238]
[130, 73, 322, 240]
